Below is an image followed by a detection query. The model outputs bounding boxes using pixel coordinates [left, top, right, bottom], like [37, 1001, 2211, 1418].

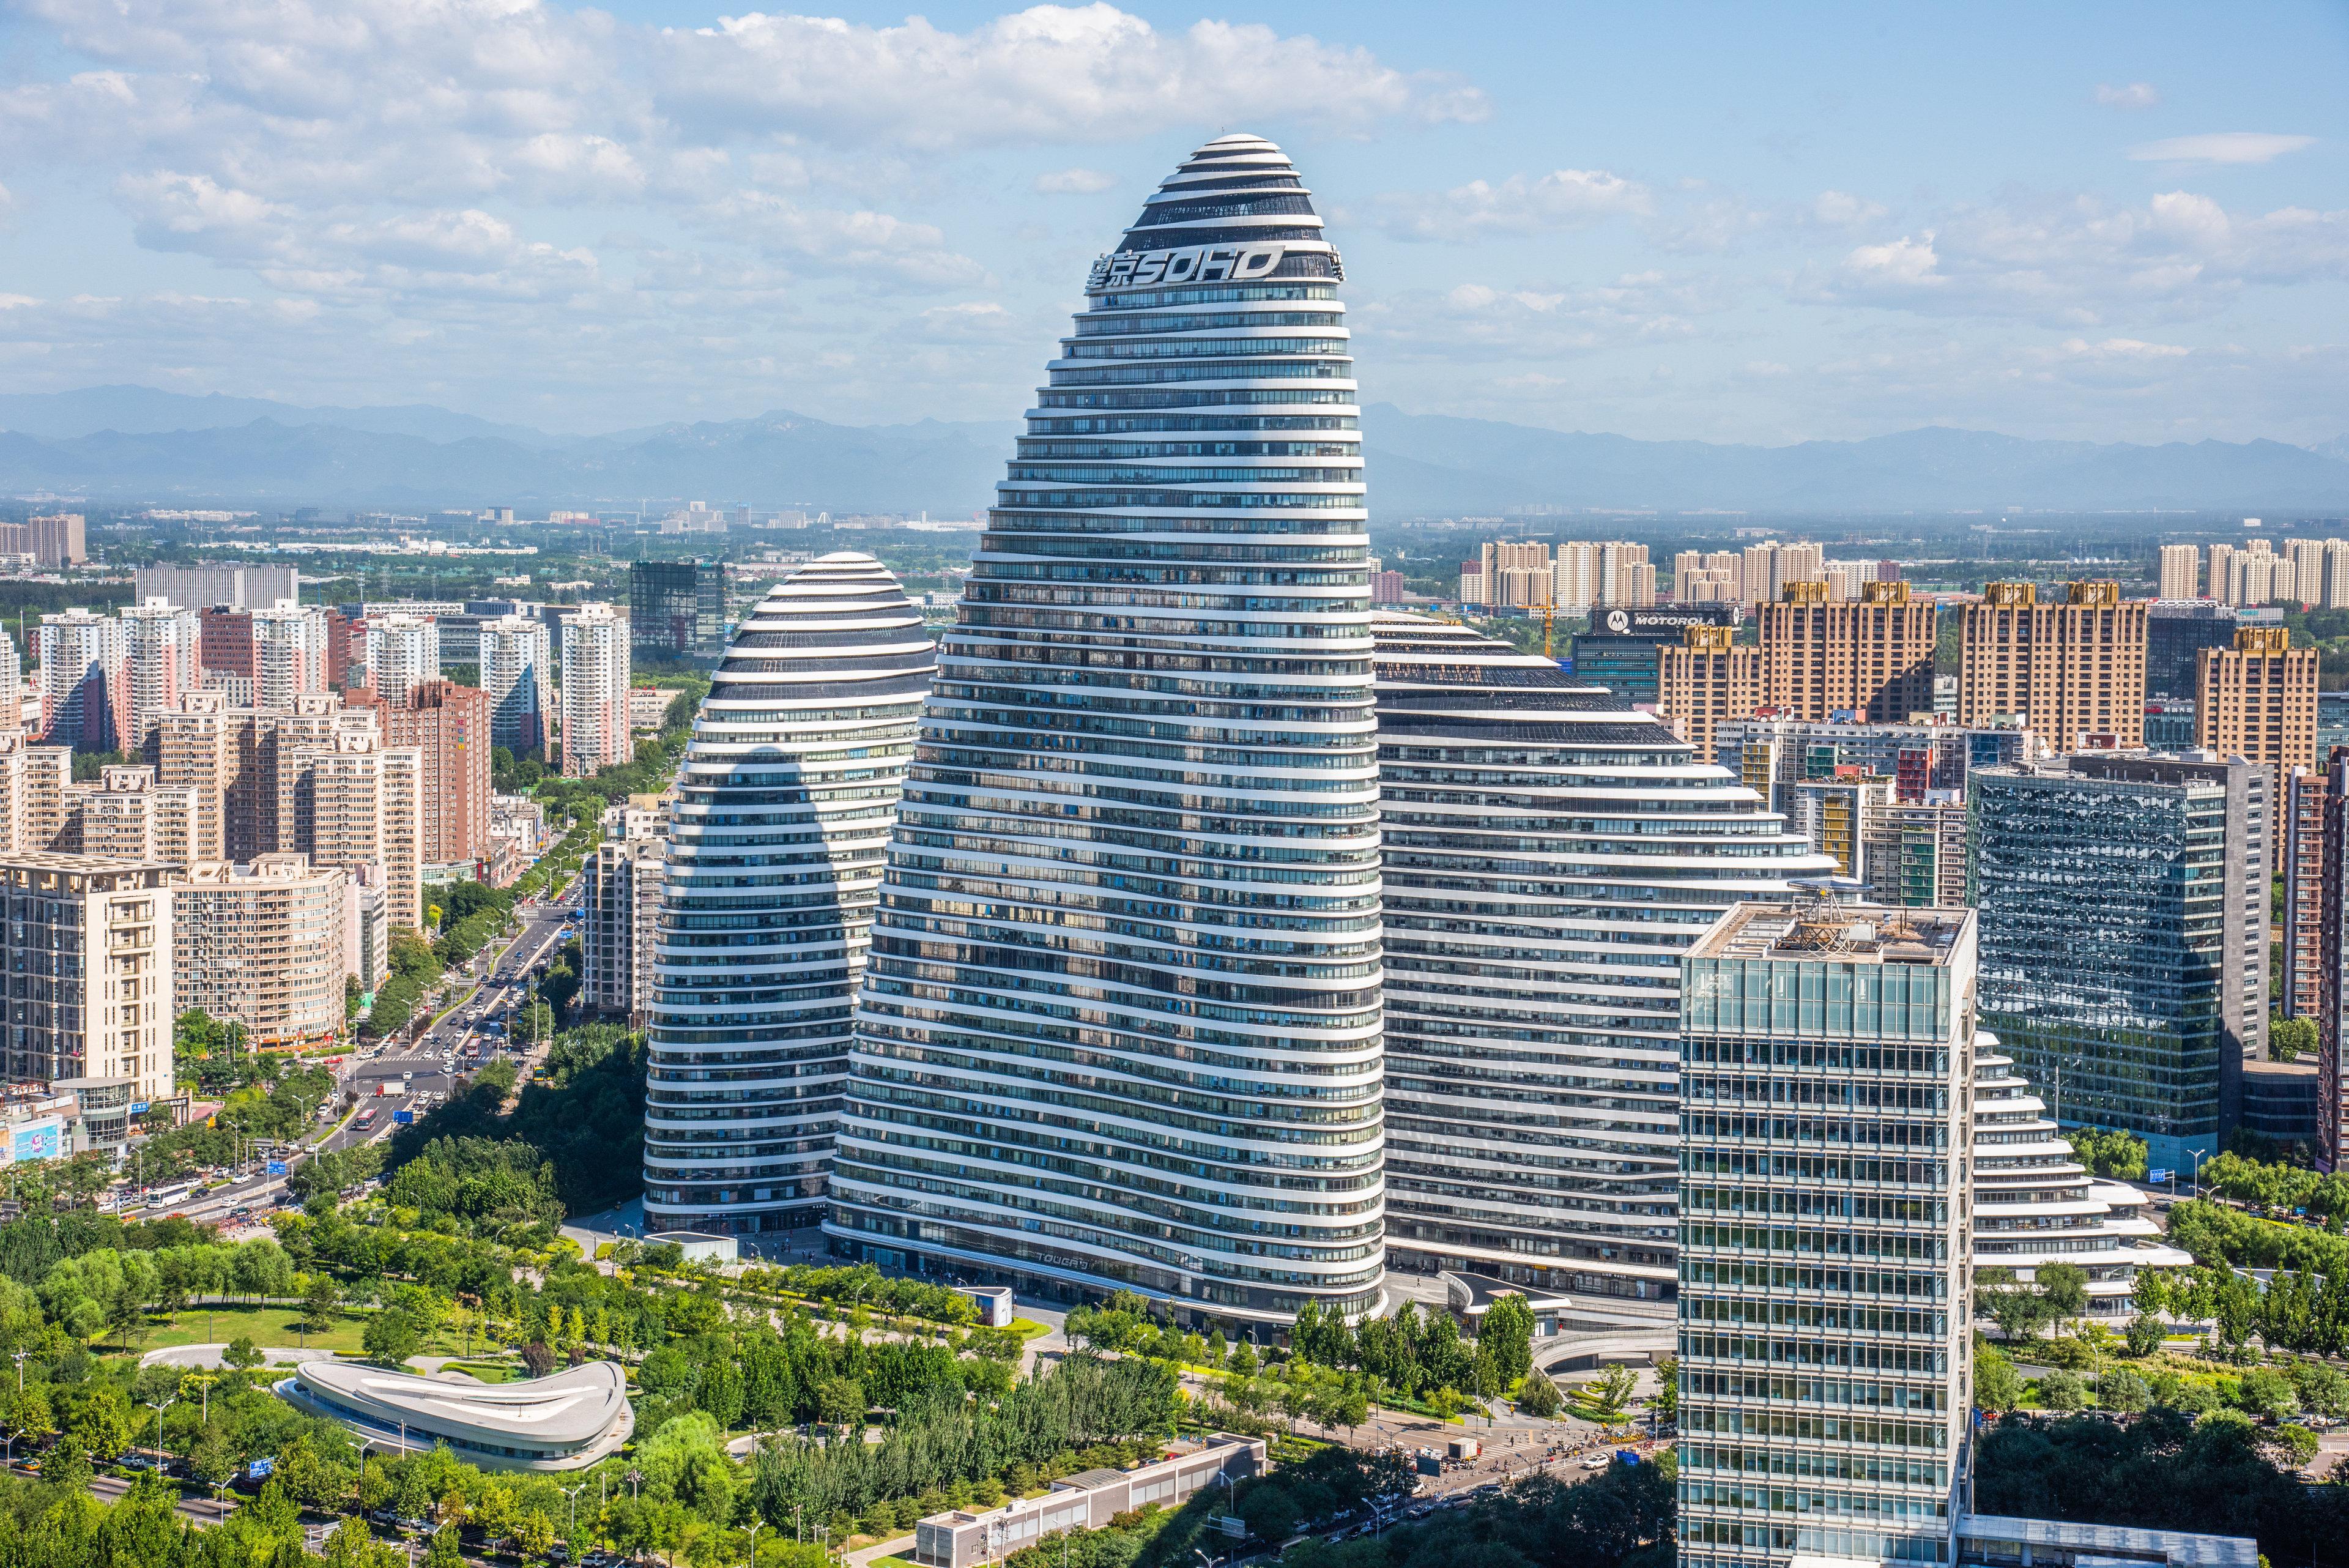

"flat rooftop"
[1692, 899, 1969, 967]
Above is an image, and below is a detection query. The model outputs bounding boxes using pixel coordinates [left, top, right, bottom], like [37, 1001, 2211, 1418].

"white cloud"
[1034, 168, 1118, 195]
[2095, 82, 2161, 110]
[659, 6, 1485, 149]
[2128, 132, 2316, 165]
[1806, 190, 2349, 325]
[1375, 169, 1650, 241]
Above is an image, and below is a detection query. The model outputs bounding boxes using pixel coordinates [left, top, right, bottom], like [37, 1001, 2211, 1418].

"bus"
[143, 1180, 199, 1209]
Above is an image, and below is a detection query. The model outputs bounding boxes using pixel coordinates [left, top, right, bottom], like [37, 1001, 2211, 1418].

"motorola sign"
[1605, 605, 1741, 636]
[1088, 243, 1289, 291]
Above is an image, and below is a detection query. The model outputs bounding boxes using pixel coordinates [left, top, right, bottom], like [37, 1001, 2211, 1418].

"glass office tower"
[1969, 752, 2267, 1175]
[642, 554, 933, 1234]
[1373, 614, 1828, 1300]
[1677, 897, 1975, 1568]
[831, 134, 1383, 1324]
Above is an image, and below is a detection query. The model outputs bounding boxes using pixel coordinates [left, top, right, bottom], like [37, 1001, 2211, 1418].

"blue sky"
[0, 0, 2341, 445]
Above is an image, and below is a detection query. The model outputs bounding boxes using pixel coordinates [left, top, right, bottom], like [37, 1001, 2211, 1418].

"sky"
[0, 0, 2342, 447]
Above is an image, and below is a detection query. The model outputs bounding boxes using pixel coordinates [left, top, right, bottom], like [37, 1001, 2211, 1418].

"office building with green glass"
[1969, 752, 2267, 1174]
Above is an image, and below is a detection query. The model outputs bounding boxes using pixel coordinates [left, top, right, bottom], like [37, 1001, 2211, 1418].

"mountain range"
[2, 385, 2345, 516]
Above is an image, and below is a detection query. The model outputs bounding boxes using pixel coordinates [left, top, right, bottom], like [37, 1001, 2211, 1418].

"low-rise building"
[276, 1360, 634, 1471]
[911, 1436, 1264, 1568]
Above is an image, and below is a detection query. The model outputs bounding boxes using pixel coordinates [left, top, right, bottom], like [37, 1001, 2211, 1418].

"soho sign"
[1088, 242, 1288, 290]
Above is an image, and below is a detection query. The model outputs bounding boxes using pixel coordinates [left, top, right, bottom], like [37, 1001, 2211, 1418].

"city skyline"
[0, 2, 2340, 448]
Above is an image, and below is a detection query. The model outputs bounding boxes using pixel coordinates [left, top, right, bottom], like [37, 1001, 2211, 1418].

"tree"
[2124, 1313, 2166, 1359]
[1516, 1372, 1562, 1418]
[40, 1436, 92, 1492]
[2038, 1263, 2091, 1337]
[2271, 1014, 2318, 1064]
[2238, 1365, 2302, 1422]
[2038, 1369, 2087, 1411]
[191, 1422, 236, 1490]
[1479, 1295, 1535, 1386]
[302, 1274, 343, 1332]
[363, 1310, 423, 1367]
[1650, 1354, 1679, 1424]
[1975, 1350, 2025, 1413]
[1239, 1484, 1301, 1545]
[1978, 1266, 2053, 1342]
[815, 1377, 866, 1433]
[2095, 1367, 2151, 1413]
[224, 1334, 265, 1371]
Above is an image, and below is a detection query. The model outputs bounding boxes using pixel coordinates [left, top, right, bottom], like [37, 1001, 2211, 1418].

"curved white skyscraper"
[832, 134, 1382, 1323]
[1970, 1032, 2191, 1315]
[1371, 615, 1831, 1299]
[642, 554, 933, 1235]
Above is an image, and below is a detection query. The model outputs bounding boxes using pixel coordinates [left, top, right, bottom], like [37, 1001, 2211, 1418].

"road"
[127, 887, 579, 1229]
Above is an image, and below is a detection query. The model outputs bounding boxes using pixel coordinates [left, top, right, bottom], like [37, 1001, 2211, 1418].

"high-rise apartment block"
[560, 603, 631, 777]
[250, 601, 330, 709]
[61, 764, 197, 868]
[2311, 750, 2349, 1172]
[291, 727, 424, 932]
[362, 612, 442, 701]
[2284, 764, 2326, 1024]
[345, 680, 491, 864]
[1756, 579, 1938, 723]
[1713, 716, 2032, 816]
[37, 608, 127, 751]
[1373, 615, 1825, 1297]
[1553, 540, 1655, 612]
[118, 599, 200, 753]
[1657, 625, 1762, 757]
[1677, 897, 1974, 1568]
[0, 732, 72, 855]
[0, 854, 174, 1100]
[478, 612, 553, 758]
[1956, 581, 2147, 749]
[1972, 752, 2267, 1172]
[2194, 625, 2318, 774]
[172, 853, 347, 1048]
[583, 833, 666, 1024]
[2156, 543, 2200, 601]
[2, 515, 87, 568]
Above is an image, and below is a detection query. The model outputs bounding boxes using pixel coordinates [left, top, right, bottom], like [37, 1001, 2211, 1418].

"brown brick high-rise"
[344, 680, 491, 866]
[1756, 578, 1937, 723]
[2195, 625, 2318, 775]
[1958, 580, 2147, 749]
[1656, 624, 1762, 760]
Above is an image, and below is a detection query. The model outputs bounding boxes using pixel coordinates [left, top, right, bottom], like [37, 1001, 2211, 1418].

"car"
[229, 1205, 254, 1219]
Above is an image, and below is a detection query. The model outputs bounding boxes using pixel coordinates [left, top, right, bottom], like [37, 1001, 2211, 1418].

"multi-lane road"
[134, 887, 580, 1230]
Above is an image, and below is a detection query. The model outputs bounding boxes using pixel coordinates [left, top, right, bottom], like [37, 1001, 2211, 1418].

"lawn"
[440, 1359, 520, 1383]
[117, 1304, 369, 1358]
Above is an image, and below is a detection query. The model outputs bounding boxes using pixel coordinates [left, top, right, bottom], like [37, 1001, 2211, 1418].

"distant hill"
[2, 386, 2343, 515]
[1359, 407, 2349, 515]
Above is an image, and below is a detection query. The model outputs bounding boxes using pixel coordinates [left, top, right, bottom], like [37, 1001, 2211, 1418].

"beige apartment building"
[173, 854, 348, 1048]
[1957, 580, 2148, 748]
[61, 764, 198, 868]
[156, 689, 349, 863]
[583, 834, 667, 1022]
[1656, 624, 1764, 758]
[0, 731, 72, 855]
[0, 854, 174, 1099]
[2195, 625, 2318, 774]
[2158, 543, 2200, 601]
[1755, 579, 1939, 723]
[290, 729, 425, 932]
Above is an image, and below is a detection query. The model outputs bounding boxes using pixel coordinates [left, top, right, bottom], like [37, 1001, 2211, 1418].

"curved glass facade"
[830, 134, 1382, 1322]
[642, 553, 933, 1233]
[1373, 615, 1830, 1300]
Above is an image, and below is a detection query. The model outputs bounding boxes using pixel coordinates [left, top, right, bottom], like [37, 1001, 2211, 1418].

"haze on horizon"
[0, 0, 2340, 450]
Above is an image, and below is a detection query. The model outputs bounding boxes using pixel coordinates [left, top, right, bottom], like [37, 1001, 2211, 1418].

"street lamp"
[2188, 1146, 2210, 1200]
[745, 1520, 765, 1568]
[563, 1481, 588, 1542]
[145, 1395, 176, 1465]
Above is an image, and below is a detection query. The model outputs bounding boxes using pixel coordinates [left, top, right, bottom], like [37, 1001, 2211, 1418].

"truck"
[1445, 1438, 1482, 1462]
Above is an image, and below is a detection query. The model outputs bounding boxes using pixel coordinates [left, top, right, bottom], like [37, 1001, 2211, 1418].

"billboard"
[2, 1118, 63, 1165]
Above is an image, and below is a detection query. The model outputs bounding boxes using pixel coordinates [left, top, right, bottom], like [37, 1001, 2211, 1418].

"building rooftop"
[1691, 895, 1970, 967]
